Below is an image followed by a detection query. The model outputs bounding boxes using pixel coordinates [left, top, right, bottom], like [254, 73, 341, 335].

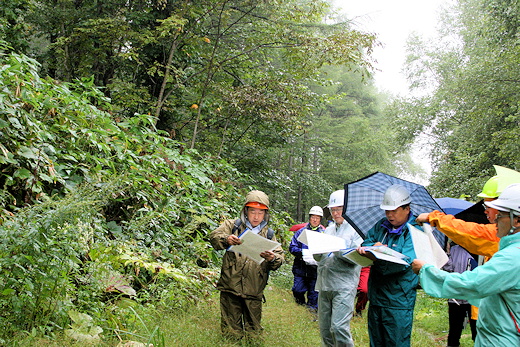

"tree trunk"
[154, 35, 181, 122]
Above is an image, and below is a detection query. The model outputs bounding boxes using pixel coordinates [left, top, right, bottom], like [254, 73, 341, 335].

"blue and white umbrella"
[343, 172, 444, 240]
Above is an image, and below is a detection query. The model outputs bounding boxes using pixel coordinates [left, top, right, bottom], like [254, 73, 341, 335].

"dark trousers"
[368, 305, 414, 347]
[447, 302, 477, 346]
[292, 274, 318, 309]
[219, 291, 263, 337]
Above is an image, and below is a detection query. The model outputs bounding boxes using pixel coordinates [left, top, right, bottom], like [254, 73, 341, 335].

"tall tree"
[261, 65, 412, 221]
[20, 0, 376, 155]
[394, 0, 520, 198]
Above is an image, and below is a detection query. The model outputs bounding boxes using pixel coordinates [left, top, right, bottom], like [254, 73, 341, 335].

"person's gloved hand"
[302, 248, 318, 266]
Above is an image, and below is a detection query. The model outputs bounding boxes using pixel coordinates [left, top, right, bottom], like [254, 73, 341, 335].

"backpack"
[232, 218, 275, 240]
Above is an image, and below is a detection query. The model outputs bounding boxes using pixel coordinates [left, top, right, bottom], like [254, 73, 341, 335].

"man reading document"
[209, 190, 284, 339]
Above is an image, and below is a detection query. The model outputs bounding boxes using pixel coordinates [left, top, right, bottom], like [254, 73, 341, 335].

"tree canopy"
[394, 0, 520, 198]
[0, 0, 416, 220]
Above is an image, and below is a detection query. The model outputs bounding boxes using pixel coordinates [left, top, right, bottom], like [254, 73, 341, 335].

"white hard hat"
[309, 206, 324, 216]
[485, 183, 520, 216]
[380, 184, 411, 210]
[327, 190, 344, 208]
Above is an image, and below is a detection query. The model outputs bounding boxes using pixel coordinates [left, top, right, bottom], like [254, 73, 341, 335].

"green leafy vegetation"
[2, 0, 514, 344]
[9, 264, 475, 346]
[1, 0, 417, 217]
[395, 0, 520, 197]
[0, 45, 250, 343]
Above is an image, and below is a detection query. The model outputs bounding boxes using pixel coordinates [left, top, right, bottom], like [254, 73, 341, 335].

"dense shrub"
[0, 45, 292, 343]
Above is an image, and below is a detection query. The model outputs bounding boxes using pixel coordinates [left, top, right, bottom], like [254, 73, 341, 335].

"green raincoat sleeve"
[419, 233, 520, 346]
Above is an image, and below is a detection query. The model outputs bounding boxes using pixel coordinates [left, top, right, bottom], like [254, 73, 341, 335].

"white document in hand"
[367, 246, 409, 265]
[341, 249, 374, 267]
[297, 229, 347, 254]
[409, 223, 449, 268]
[342, 246, 409, 266]
[228, 230, 281, 264]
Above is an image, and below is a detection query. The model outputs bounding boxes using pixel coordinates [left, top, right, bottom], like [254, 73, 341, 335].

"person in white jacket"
[314, 190, 363, 347]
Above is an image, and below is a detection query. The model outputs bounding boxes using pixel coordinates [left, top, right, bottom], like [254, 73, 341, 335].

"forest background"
[0, 0, 519, 345]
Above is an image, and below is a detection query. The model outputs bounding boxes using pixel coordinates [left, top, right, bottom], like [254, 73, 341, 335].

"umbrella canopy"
[494, 165, 520, 193]
[434, 197, 473, 216]
[454, 200, 489, 225]
[343, 172, 443, 239]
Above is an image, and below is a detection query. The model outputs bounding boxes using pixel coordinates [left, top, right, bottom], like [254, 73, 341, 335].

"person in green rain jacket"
[413, 183, 520, 347]
[357, 184, 420, 347]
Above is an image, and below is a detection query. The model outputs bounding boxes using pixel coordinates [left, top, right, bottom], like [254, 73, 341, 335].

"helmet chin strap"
[508, 211, 520, 235]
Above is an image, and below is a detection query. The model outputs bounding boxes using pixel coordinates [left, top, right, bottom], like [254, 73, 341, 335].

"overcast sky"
[330, 1, 452, 183]
[331, 0, 449, 96]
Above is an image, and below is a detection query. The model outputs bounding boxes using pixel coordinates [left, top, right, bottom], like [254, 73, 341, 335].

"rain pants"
[355, 266, 370, 315]
[315, 221, 362, 347]
[289, 223, 325, 309]
[362, 214, 420, 347]
[428, 210, 499, 258]
[419, 232, 520, 347]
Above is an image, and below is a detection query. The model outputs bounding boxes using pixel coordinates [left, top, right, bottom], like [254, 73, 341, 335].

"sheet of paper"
[368, 249, 409, 265]
[342, 246, 409, 266]
[228, 230, 281, 264]
[341, 248, 374, 266]
[297, 229, 348, 254]
[410, 223, 449, 268]
[370, 245, 407, 260]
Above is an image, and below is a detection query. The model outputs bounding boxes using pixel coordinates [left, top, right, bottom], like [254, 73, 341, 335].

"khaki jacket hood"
[241, 190, 270, 224]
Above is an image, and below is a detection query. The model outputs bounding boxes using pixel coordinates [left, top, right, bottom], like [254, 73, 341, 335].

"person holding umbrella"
[356, 184, 421, 347]
[315, 190, 363, 347]
[289, 206, 325, 312]
[412, 183, 520, 347]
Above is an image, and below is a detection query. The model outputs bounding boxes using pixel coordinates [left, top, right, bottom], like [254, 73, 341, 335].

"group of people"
[208, 173, 520, 347]
[413, 177, 520, 347]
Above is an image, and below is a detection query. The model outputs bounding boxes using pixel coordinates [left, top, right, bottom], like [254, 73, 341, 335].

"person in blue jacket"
[289, 206, 325, 311]
[356, 184, 420, 347]
[413, 183, 520, 347]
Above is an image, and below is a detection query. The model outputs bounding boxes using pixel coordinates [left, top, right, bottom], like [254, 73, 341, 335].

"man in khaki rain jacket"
[209, 190, 284, 338]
